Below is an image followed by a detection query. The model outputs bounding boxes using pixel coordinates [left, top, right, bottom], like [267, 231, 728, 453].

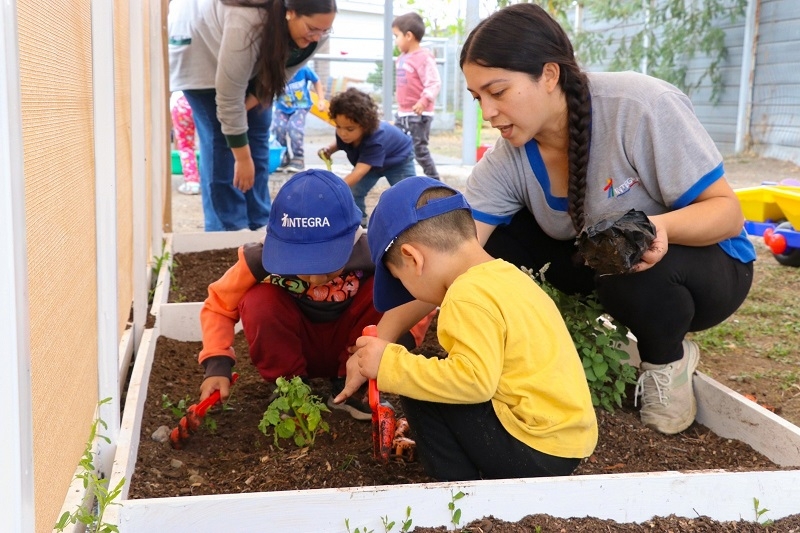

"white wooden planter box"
[107, 231, 800, 532]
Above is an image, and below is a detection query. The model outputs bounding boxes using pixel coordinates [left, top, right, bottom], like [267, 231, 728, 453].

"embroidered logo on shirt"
[281, 214, 331, 227]
[604, 177, 641, 198]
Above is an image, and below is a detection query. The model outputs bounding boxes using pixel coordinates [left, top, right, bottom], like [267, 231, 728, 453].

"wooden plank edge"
[695, 371, 800, 466]
[107, 328, 158, 520]
[158, 302, 242, 342]
[169, 230, 262, 254]
[116, 469, 800, 532]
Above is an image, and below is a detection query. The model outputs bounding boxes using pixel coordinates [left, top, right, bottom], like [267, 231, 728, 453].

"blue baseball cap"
[367, 176, 471, 312]
[263, 169, 362, 275]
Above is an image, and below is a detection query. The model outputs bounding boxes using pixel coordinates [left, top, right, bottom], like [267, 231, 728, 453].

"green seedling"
[449, 490, 465, 529]
[258, 376, 330, 448]
[161, 393, 191, 418]
[54, 398, 125, 533]
[753, 497, 773, 526]
[148, 244, 175, 305]
[399, 506, 413, 532]
[162, 393, 219, 432]
[345, 519, 374, 533]
[526, 265, 637, 412]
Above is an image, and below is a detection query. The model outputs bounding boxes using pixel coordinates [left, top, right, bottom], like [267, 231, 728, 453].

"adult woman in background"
[459, 3, 755, 435]
[169, 0, 336, 231]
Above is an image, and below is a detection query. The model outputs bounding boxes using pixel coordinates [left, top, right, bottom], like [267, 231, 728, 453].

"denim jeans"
[350, 153, 416, 226]
[182, 89, 272, 231]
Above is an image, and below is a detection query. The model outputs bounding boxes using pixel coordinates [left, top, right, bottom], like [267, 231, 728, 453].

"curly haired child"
[319, 87, 415, 226]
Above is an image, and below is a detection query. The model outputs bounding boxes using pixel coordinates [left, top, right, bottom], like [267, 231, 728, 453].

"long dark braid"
[460, 3, 592, 232]
[564, 70, 592, 232]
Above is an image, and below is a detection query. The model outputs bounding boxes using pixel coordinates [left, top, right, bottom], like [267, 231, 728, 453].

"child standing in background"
[319, 87, 415, 226]
[272, 64, 327, 173]
[170, 91, 201, 195]
[392, 12, 442, 180]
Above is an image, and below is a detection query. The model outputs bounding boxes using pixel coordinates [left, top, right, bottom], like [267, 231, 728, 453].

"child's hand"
[200, 376, 230, 402]
[331, 356, 367, 405]
[412, 102, 425, 114]
[353, 335, 389, 379]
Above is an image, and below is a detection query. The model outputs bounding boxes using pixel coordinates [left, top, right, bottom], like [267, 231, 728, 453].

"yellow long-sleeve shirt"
[378, 259, 598, 459]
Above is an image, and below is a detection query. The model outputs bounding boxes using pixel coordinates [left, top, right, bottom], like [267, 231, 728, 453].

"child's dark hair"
[384, 188, 475, 267]
[392, 12, 425, 42]
[223, 0, 337, 105]
[328, 88, 381, 135]
[459, 3, 590, 233]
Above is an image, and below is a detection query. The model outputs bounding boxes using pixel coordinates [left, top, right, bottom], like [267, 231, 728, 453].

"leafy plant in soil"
[258, 376, 330, 448]
[526, 265, 637, 412]
[55, 398, 125, 533]
[139, 246, 800, 531]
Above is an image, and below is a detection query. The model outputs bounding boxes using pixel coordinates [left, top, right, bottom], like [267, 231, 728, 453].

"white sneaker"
[178, 182, 200, 195]
[635, 339, 700, 434]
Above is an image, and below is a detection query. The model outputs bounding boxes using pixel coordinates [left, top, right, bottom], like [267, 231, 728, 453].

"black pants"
[484, 209, 754, 365]
[400, 395, 580, 481]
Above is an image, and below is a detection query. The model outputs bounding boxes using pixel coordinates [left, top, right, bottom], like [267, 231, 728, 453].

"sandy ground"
[168, 133, 800, 234]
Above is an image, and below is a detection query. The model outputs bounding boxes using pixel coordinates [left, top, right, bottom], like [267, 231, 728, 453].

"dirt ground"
[148, 147, 800, 531]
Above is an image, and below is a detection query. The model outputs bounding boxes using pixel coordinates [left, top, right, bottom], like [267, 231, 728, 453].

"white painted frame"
[104, 230, 800, 531]
[0, 2, 35, 532]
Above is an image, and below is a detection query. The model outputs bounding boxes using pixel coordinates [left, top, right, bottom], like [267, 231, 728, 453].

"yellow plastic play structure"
[735, 181, 800, 266]
[309, 91, 336, 127]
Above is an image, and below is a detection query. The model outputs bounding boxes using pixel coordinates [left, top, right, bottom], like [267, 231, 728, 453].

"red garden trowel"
[169, 372, 239, 449]
[362, 325, 396, 463]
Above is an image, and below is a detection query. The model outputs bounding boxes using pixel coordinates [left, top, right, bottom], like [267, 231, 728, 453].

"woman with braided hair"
[460, 3, 755, 435]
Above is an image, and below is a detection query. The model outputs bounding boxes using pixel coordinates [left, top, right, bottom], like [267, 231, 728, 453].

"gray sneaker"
[327, 377, 394, 421]
[634, 339, 700, 434]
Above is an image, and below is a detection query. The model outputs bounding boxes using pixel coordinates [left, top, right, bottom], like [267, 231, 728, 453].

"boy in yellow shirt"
[333, 177, 597, 481]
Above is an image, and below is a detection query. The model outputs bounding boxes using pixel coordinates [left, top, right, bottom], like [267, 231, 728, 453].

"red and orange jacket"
[199, 235, 374, 375]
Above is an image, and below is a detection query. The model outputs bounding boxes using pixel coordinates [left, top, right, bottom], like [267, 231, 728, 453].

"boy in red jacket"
[197, 169, 430, 419]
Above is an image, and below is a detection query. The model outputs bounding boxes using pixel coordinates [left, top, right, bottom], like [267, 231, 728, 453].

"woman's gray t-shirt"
[465, 71, 754, 262]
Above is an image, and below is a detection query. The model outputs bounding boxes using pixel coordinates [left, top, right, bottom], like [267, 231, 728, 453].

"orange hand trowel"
[362, 325, 396, 463]
[169, 372, 239, 449]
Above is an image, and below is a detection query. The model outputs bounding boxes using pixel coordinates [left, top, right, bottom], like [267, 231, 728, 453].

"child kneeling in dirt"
[198, 169, 431, 420]
[333, 177, 598, 480]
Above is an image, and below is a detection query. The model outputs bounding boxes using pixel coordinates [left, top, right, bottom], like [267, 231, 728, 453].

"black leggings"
[400, 395, 580, 481]
[484, 209, 754, 365]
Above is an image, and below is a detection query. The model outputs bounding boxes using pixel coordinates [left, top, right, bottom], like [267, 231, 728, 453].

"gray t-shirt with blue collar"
[465, 71, 754, 262]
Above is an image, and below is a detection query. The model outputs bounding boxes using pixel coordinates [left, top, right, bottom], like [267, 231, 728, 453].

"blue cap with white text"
[262, 170, 362, 275]
[368, 176, 471, 311]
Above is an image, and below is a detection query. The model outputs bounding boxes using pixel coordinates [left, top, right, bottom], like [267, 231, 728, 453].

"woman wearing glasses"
[169, 0, 337, 232]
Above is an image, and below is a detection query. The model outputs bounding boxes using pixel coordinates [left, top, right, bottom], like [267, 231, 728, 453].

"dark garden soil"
[130, 247, 800, 531]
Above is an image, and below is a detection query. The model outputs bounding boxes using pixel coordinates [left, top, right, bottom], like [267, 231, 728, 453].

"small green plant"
[339, 453, 358, 471]
[148, 244, 177, 305]
[344, 506, 413, 533]
[161, 393, 191, 418]
[344, 519, 374, 533]
[448, 490, 465, 529]
[162, 393, 219, 432]
[54, 398, 125, 533]
[258, 376, 330, 448]
[526, 265, 638, 412]
[753, 497, 773, 526]
[399, 506, 413, 532]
